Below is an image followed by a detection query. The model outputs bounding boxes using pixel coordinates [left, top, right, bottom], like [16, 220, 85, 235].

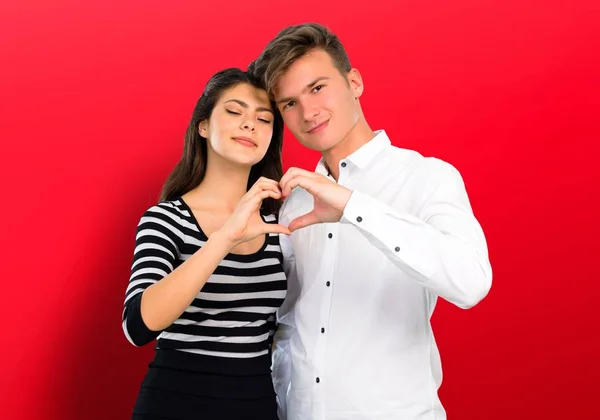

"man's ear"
[347, 68, 364, 99]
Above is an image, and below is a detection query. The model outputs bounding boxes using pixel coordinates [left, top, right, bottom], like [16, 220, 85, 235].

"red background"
[1, 1, 599, 419]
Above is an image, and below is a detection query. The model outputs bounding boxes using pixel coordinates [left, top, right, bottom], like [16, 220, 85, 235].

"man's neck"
[323, 119, 374, 181]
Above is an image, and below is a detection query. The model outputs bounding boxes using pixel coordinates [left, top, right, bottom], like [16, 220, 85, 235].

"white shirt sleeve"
[340, 159, 492, 309]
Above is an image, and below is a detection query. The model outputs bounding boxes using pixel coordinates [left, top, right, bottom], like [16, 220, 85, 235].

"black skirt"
[132, 349, 279, 420]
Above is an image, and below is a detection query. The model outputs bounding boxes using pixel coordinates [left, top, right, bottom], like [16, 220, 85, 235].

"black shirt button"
[356, 216, 363, 222]
[321, 327, 325, 333]
[341, 162, 346, 168]
[316, 377, 320, 383]
[326, 281, 331, 287]
[328, 233, 333, 238]
[395, 246, 400, 252]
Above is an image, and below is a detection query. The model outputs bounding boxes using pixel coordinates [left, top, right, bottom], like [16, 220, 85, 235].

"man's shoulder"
[386, 143, 459, 176]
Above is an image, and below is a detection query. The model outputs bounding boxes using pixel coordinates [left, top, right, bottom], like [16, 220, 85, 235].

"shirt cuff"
[124, 293, 161, 346]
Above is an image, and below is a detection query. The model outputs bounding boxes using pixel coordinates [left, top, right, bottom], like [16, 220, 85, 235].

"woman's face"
[201, 82, 275, 167]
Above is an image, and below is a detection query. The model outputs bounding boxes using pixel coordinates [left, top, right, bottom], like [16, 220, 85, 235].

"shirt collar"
[315, 130, 391, 175]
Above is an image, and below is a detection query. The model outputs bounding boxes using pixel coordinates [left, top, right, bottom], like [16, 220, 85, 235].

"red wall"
[1, 1, 599, 419]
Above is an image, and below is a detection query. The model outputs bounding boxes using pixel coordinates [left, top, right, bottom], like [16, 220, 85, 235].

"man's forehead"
[273, 59, 335, 99]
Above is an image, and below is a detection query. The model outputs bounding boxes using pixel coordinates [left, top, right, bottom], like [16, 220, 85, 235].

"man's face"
[273, 49, 363, 153]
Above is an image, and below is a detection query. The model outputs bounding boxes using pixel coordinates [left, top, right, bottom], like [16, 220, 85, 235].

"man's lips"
[307, 120, 329, 134]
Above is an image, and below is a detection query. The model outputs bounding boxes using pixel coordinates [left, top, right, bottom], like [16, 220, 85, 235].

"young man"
[249, 23, 492, 420]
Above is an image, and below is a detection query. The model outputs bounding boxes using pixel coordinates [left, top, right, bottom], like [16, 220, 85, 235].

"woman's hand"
[217, 177, 290, 248]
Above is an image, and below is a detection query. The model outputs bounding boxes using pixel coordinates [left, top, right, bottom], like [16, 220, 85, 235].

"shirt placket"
[312, 160, 353, 420]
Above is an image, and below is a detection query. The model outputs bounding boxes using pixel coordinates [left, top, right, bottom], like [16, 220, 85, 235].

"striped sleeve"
[264, 213, 280, 348]
[122, 204, 183, 347]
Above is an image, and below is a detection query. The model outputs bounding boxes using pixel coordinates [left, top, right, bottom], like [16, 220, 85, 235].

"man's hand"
[280, 167, 352, 232]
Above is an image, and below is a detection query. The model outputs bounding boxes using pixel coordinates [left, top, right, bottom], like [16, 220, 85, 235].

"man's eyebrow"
[276, 77, 331, 105]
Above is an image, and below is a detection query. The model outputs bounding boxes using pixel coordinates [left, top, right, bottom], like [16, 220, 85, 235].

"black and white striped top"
[122, 198, 287, 375]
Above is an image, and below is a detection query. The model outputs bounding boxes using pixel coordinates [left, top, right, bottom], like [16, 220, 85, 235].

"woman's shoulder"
[139, 197, 193, 226]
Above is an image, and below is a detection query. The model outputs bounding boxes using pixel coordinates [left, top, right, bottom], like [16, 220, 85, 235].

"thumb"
[288, 211, 319, 232]
[261, 222, 292, 236]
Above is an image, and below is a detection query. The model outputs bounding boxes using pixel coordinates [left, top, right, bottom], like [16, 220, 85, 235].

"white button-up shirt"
[274, 130, 492, 420]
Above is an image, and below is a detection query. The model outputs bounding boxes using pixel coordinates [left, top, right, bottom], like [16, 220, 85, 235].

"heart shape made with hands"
[279, 167, 353, 232]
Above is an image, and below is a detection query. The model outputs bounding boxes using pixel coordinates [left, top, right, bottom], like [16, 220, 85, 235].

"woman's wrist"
[208, 228, 239, 252]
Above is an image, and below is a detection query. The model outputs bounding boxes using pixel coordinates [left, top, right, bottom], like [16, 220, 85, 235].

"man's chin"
[298, 137, 333, 153]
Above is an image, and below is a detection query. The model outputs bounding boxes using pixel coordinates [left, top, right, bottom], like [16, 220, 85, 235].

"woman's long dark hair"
[160, 68, 284, 215]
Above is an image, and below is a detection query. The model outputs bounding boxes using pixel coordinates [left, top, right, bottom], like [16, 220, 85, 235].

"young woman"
[122, 68, 289, 419]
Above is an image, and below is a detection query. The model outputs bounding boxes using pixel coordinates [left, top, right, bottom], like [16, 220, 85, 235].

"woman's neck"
[185, 152, 250, 212]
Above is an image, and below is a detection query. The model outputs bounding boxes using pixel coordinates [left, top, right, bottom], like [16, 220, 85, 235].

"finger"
[256, 182, 282, 196]
[246, 181, 274, 196]
[288, 211, 320, 232]
[280, 167, 315, 193]
[249, 189, 282, 206]
[260, 222, 291, 236]
[256, 176, 280, 187]
[244, 181, 282, 202]
[257, 185, 283, 200]
[252, 177, 281, 193]
[280, 175, 301, 197]
[281, 174, 316, 197]
[239, 190, 281, 216]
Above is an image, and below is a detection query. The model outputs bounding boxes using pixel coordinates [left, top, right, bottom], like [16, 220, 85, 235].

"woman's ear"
[198, 120, 209, 137]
